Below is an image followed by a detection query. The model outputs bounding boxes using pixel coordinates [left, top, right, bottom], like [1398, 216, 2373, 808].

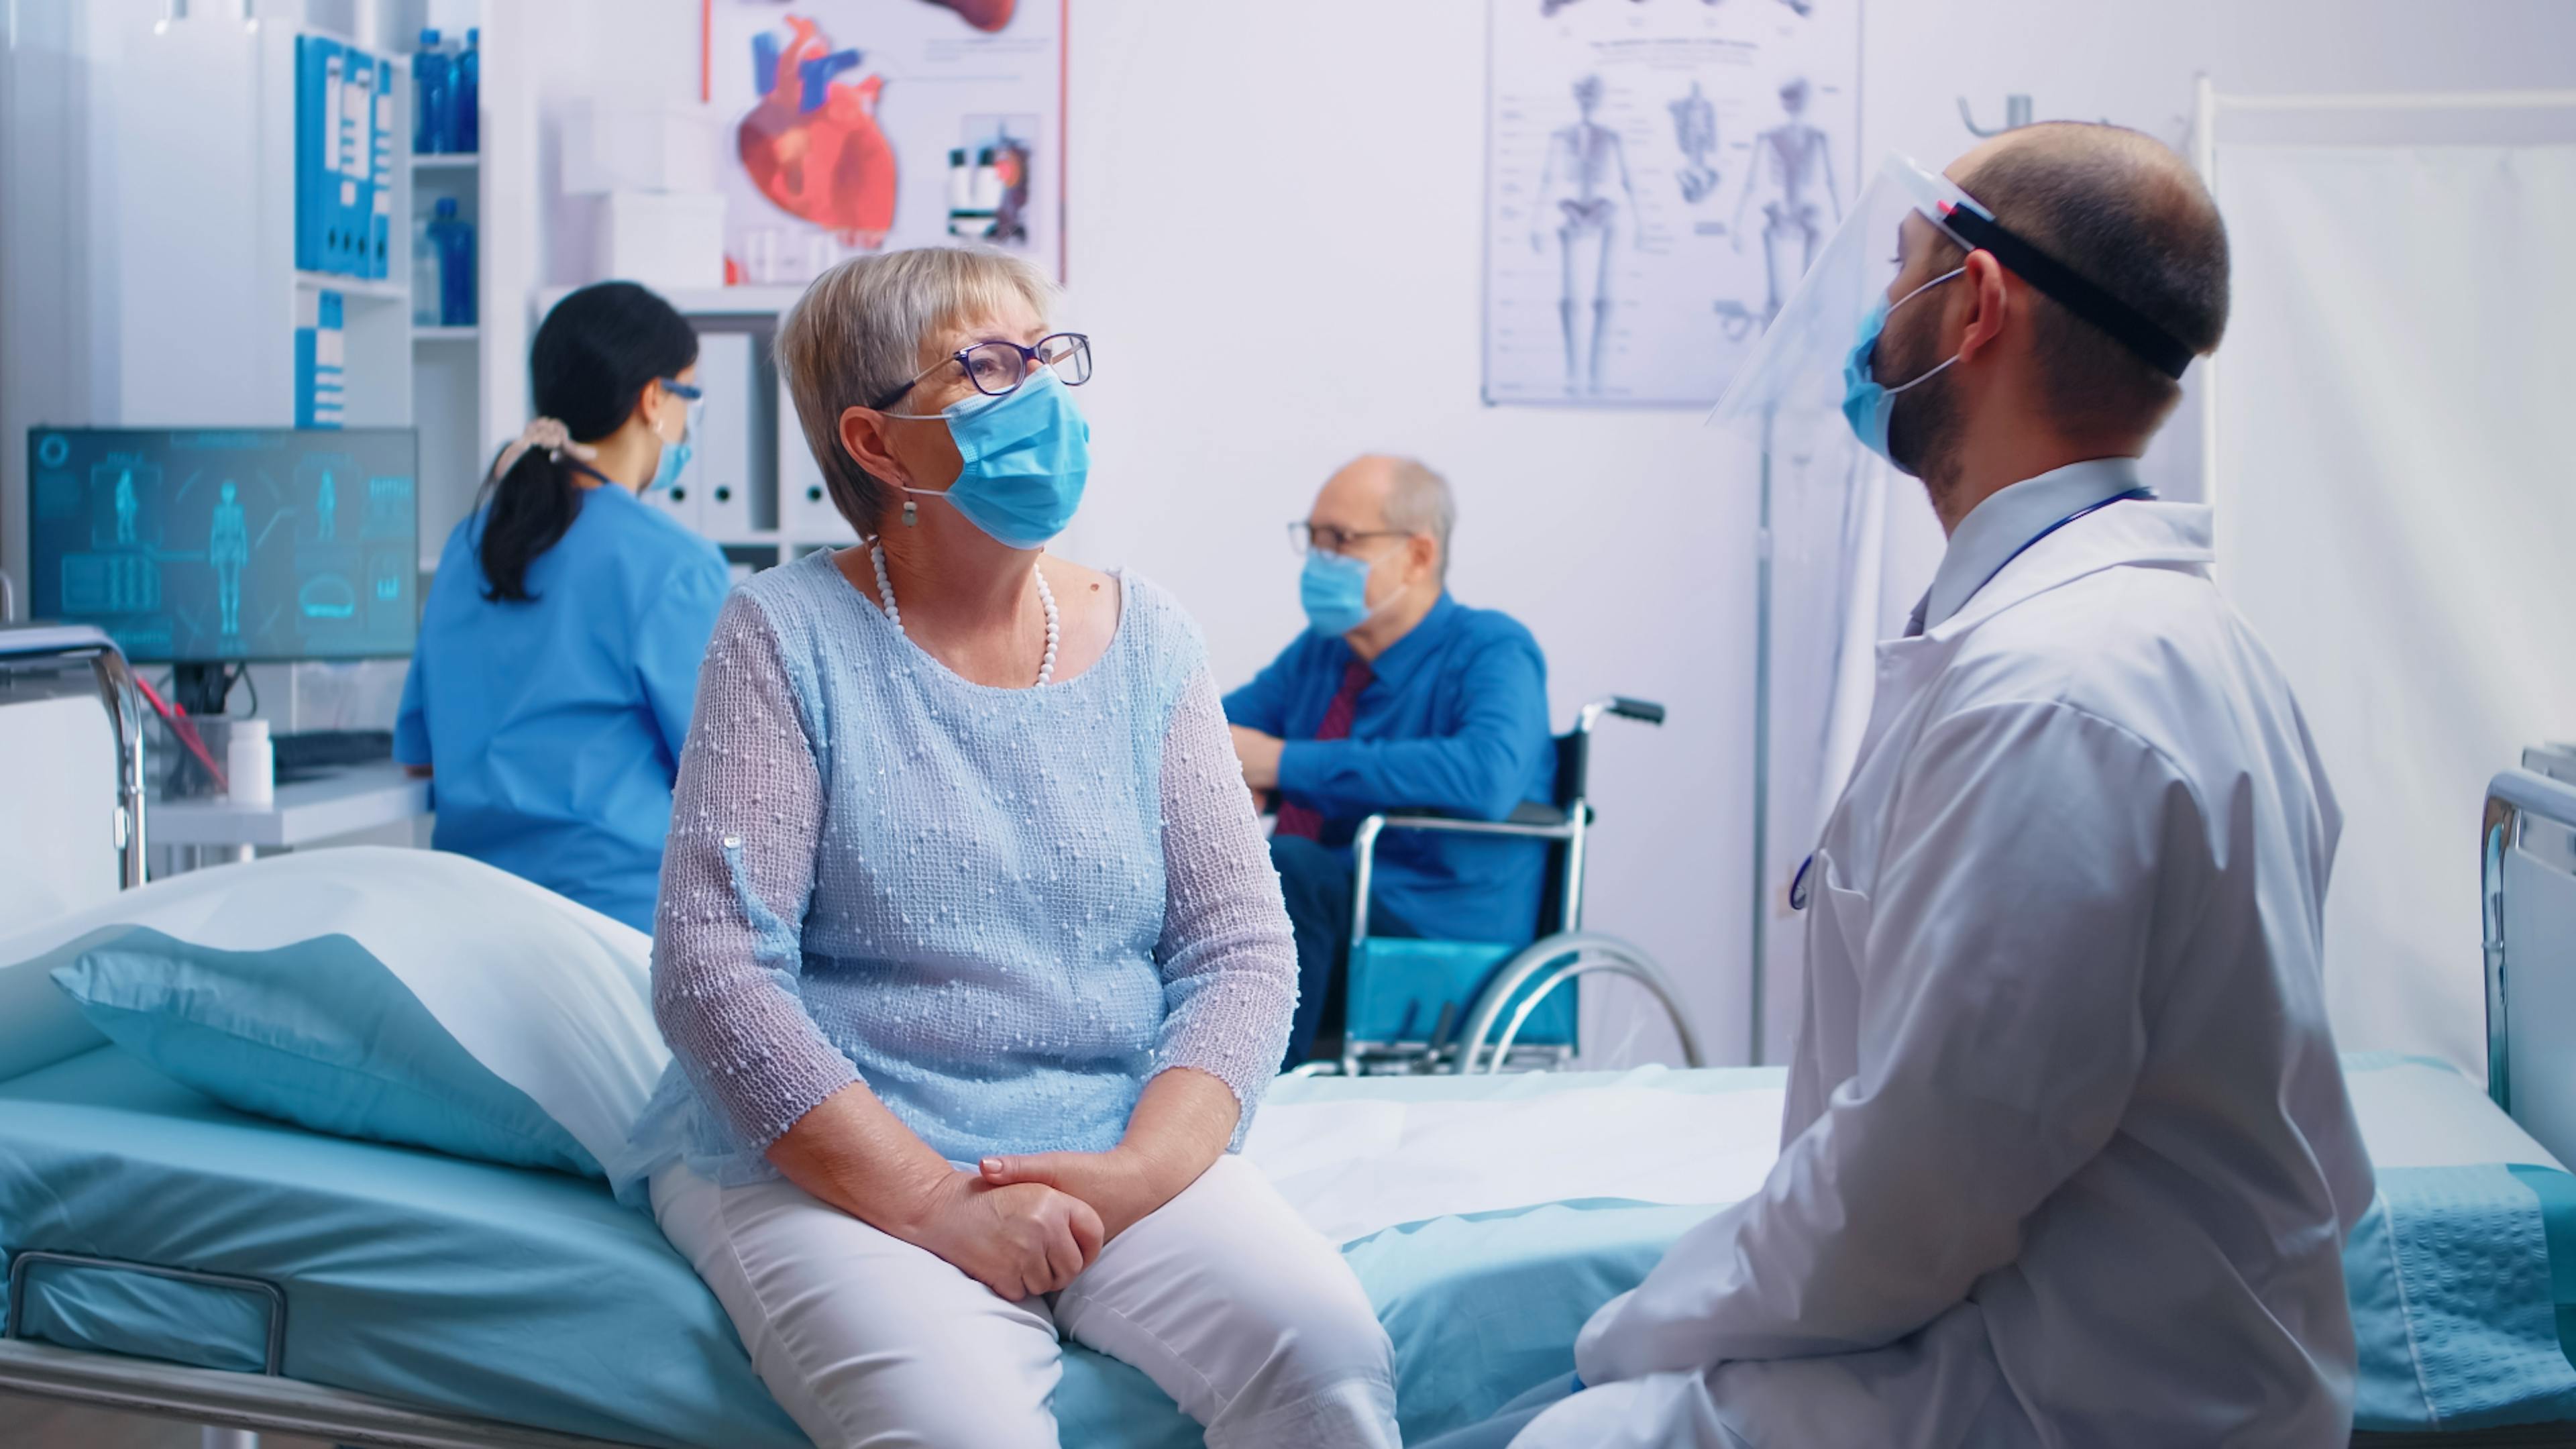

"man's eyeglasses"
[871, 332, 1092, 411]
[1288, 522, 1410, 557]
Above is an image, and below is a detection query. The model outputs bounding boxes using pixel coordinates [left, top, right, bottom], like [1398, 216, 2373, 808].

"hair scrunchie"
[493, 415, 601, 480]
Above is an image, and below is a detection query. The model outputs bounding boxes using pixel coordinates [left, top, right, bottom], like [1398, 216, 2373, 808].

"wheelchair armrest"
[1508, 800, 1568, 828]
[1349, 807, 1582, 942]
[1358, 810, 1576, 849]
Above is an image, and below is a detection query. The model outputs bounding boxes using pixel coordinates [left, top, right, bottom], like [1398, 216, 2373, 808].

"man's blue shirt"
[1224, 594, 1554, 945]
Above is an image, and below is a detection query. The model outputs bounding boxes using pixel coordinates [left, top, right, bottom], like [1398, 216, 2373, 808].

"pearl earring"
[902, 499, 918, 528]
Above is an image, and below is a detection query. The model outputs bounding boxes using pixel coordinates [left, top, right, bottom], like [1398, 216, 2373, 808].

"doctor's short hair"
[1379, 457, 1458, 586]
[1954, 123, 2229, 436]
[777, 248, 1058, 536]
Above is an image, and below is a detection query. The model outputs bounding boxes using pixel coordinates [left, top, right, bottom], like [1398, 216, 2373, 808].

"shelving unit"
[295, 271, 411, 305]
[403, 25, 510, 575]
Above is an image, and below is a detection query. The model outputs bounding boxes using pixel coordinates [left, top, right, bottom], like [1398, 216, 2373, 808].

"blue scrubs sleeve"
[636, 553, 731, 765]
[393, 645, 431, 766]
[1275, 631, 1549, 820]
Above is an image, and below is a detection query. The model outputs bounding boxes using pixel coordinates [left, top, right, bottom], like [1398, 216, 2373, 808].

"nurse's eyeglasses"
[661, 378, 704, 436]
[1288, 523, 1410, 557]
[870, 333, 1092, 411]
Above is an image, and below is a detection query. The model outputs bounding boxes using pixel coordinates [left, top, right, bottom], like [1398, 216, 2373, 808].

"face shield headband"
[1709, 154, 2193, 443]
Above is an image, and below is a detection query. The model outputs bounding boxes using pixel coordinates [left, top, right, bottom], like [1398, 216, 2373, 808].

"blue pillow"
[50, 926, 599, 1177]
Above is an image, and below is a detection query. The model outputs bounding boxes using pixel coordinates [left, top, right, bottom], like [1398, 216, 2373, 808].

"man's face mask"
[1839, 266, 1963, 472]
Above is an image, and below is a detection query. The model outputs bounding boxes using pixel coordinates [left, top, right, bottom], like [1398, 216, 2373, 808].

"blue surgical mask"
[1300, 548, 1382, 637]
[1841, 266, 1964, 466]
[903, 369, 1091, 549]
[646, 438, 690, 496]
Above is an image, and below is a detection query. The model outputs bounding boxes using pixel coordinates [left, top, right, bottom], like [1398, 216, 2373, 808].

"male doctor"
[1485, 123, 2374, 1447]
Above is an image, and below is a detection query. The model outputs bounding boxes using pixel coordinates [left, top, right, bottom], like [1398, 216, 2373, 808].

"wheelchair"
[1309, 695, 1706, 1076]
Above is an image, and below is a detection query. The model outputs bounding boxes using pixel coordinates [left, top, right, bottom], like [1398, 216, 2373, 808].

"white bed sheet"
[1243, 1055, 2563, 1248]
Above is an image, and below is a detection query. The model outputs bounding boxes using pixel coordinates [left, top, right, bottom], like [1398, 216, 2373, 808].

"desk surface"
[148, 761, 429, 848]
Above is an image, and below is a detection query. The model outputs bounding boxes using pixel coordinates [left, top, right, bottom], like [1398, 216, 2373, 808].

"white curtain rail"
[2206, 89, 2576, 113]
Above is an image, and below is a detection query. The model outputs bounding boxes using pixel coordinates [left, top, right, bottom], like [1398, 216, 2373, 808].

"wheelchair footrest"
[1346, 937, 1576, 1047]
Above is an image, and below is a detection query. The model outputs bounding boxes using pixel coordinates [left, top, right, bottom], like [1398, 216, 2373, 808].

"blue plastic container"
[429, 197, 475, 327]
[412, 30, 450, 154]
[455, 29, 480, 154]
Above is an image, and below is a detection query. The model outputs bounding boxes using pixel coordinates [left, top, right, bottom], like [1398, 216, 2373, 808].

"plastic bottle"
[226, 718, 274, 806]
[429, 197, 476, 327]
[456, 29, 480, 154]
[411, 213, 439, 327]
[413, 30, 450, 154]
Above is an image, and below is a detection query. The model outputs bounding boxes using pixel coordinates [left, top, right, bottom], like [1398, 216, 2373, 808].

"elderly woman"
[625, 248, 1397, 1449]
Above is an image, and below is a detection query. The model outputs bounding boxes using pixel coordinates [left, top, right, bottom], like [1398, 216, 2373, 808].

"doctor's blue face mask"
[1841, 266, 1963, 468]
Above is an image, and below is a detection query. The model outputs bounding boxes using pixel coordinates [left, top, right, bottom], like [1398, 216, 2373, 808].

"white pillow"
[0, 847, 669, 1182]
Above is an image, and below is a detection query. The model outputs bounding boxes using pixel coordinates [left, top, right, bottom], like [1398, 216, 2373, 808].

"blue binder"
[294, 36, 335, 272]
[296, 288, 346, 428]
[371, 56, 396, 278]
[337, 47, 369, 274]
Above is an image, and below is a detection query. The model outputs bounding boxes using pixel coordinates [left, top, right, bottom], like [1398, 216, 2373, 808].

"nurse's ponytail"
[474, 282, 698, 602]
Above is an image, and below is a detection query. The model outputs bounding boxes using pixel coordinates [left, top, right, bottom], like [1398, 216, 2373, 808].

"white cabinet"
[690, 332, 757, 537]
[779, 379, 855, 543]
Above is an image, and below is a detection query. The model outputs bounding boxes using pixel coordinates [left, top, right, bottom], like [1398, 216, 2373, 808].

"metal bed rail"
[0, 1337, 651, 1449]
[0, 1246, 649, 1448]
[0, 623, 149, 890]
[2481, 763, 2576, 1177]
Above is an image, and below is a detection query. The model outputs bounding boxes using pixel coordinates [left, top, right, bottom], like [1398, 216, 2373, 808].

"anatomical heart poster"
[711, 0, 1065, 285]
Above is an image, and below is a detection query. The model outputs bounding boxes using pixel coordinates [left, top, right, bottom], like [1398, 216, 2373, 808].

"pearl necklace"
[870, 543, 1059, 687]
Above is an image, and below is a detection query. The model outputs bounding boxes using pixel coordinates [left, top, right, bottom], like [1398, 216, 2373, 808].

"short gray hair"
[775, 247, 1057, 535]
[1380, 457, 1456, 584]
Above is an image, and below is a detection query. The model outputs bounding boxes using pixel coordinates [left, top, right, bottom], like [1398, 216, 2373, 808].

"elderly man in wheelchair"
[1228, 455, 1698, 1074]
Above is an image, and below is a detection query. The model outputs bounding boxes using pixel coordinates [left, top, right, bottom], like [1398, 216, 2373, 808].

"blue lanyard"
[1964, 485, 2155, 614]
[1789, 484, 2155, 913]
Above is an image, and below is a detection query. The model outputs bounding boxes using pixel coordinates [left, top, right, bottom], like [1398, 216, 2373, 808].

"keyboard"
[272, 729, 394, 780]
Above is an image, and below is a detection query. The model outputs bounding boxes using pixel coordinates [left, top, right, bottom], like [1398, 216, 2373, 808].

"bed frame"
[0, 1335, 643, 1448]
[2482, 755, 2576, 1167]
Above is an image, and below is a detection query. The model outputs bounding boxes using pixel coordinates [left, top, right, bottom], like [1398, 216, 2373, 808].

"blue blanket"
[7, 1050, 2576, 1444]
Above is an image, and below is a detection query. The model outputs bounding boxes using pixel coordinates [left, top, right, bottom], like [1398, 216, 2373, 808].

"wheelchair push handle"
[1578, 696, 1668, 733]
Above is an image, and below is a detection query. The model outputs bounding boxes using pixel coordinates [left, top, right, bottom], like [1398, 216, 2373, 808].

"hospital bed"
[6, 684, 2576, 1446]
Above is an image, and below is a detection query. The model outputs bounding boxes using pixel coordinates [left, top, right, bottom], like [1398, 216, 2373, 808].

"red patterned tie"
[1273, 659, 1374, 841]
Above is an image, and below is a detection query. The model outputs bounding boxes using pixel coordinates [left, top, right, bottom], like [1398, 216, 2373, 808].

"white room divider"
[2206, 92, 2576, 1070]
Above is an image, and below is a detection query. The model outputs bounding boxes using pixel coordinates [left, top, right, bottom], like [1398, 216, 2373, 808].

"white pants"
[651, 1154, 1399, 1448]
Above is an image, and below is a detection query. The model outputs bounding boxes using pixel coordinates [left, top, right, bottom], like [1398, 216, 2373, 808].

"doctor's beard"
[1881, 308, 1968, 513]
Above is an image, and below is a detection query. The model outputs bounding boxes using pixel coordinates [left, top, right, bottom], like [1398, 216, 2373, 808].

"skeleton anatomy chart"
[1485, 0, 1858, 405]
[709, 0, 1065, 286]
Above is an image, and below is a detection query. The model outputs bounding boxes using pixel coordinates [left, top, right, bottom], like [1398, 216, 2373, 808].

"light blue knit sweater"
[623, 549, 1296, 1200]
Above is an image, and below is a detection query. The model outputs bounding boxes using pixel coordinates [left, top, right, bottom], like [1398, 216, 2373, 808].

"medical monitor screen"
[25, 427, 419, 663]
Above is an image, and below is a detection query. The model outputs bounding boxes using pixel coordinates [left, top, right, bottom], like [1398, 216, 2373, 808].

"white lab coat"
[1520, 499, 2373, 1448]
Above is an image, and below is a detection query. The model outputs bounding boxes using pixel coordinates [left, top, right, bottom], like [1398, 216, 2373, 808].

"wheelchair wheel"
[1454, 932, 1705, 1074]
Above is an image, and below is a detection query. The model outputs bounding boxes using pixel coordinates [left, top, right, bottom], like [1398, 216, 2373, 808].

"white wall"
[10, 0, 2574, 1061]
[1048, 0, 2576, 1062]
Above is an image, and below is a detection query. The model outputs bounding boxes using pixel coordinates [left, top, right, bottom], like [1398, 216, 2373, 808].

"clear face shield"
[1710, 153, 1987, 442]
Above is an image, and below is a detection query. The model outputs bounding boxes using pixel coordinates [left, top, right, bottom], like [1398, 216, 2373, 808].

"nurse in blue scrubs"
[395, 282, 729, 931]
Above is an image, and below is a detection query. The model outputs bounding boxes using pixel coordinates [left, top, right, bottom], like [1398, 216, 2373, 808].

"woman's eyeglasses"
[871, 333, 1092, 411]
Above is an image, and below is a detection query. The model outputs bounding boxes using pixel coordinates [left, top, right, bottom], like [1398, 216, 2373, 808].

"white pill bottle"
[226, 717, 274, 806]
